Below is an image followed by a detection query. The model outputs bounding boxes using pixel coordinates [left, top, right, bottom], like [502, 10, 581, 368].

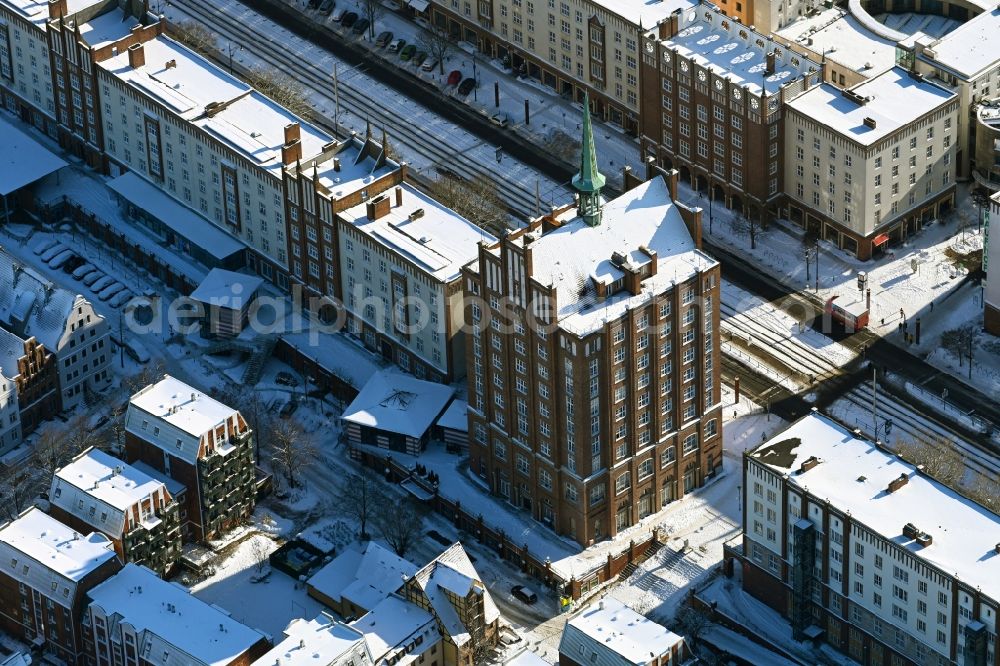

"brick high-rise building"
[463, 99, 722, 547]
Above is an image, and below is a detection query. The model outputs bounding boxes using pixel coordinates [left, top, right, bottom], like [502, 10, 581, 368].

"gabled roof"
[341, 370, 454, 439]
[189, 269, 263, 309]
[0, 508, 116, 605]
[559, 598, 684, 666]
[0, 114, 67, 196]
[50, 449, 169, 537]
[252, 614, 371, 666]
[409, 543, 500, 646]
[0, 246, 95, 352]
[87, 563, 265, 666]
[350, 595, 439, 664]
[308, 541, 417, 613]
[126, 375, 239, 463]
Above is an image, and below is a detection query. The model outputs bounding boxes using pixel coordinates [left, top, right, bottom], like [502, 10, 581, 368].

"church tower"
[572, 93, 606, 227]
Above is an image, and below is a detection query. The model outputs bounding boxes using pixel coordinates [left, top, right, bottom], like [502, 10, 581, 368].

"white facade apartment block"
[785, 68, 958, 239]
[95, 35, 329, 280]
[0, 0, 56, 123]
[743, 413, 1000, 666]
[56, 296, 111, 410]
[0, 371, 21, 455]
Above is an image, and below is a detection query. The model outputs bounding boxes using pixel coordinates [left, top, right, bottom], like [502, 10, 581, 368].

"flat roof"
[921, 8, 1000, 79]
[108, 172, 245, 260]
[87, 563, 265, 666]
[341, 369, 454, 439]
[189, 268, 263, 309]
[340, 182, 496, 283]
[561, 597, 683, 665]
[252, 614, 368, 666]
[308, 137, 398, 199]
[751, 413, 1000, 600]
[129, 374, 237, 438]
[521, 176, 716, 335]
[787, 67, 956, 146]
[0, 115, 67, 196]
[99, 35, 329, 176]
[660, 7, 820, 96]
[777, 9, 897, 76]
[0, 508, 116, 584]
[78, 9, 140, 48]
[598, 0, 696, 28]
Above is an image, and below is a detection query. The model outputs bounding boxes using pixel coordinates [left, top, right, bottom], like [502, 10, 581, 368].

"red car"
[446, 70, 462, 86]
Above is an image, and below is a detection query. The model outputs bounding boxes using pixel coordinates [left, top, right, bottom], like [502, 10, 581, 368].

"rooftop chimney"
[366, 195, 391, 221]
[765, 50, 776, 75]
[47, 0, 67, 19]
[887, 473, 909, 493]
[281, 139, 302, 166]
[284, 122, 300, 146]
[395, 186, 403, 207]
[165, 59, 177, 69]
[127, 44, 145, 70]
[799, 456, 820, 474]
[863, 116, 877, 129]
[333, 157, 341, 172]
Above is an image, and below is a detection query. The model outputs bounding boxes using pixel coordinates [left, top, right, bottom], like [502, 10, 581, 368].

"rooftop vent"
[915, 532, 933, 547]
[409, 208, 425, 221]
[165, 59, 177, 69]
[856, 475, 867, 482]
[903, 523, 919, 539]
[863, 117, 877, 129]
[886, 473, 908, 493]
[799, 456, 820, 474]
[610, 251, 628, 268]
[995, 543, 1000, 555]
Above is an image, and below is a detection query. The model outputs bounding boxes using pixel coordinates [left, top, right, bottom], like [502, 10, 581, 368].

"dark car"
[446, 70, 462, 86]
[279, 398, 298, 419]
[457, 77, 476, 96]
[341, 11, 357, 27]
[351, 17, 369, 34]
[62, 254, 85, 273]
[511, 585, 537, 605]
[412, 50, 427, 66]
[275, 371, 299, 387]
[318, 0, 334, 14]
[375, 30, 393, 47]
[400, 44, 416, 61]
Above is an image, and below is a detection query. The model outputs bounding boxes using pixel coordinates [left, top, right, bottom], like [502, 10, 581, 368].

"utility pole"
[333, 64, 341, 135]
[871, 365, 878, 437]
[118, 311, 125, 369]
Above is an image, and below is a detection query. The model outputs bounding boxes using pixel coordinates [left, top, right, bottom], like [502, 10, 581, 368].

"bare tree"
[268, 419, 318, 490]
[0, 464, 41, 522]
[728, 211, 760, 250]
[64, 414, 99, 459]
[245, 67, 312, 121]
[108, 402, 127, 455]
[168, 20, 218, 56]
[249, 537, 271, 574]
[360, 0, 384, 40]
[940, 325, 978, 379]
[372, 494, 427, 557]
[122, 361, 166, 397]
[428, 174, 510, 234]
[416, 25, 453, 75]
[965, 471, 1000, 513]
[336, 470, 384, 540]
[895, 437, 965, 488]
[216, 384, 270, 464]
[32, 426, 73, 481]
[673, 606, 712, 650]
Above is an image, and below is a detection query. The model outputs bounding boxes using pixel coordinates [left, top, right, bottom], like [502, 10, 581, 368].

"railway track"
[167, 0, 568, 220]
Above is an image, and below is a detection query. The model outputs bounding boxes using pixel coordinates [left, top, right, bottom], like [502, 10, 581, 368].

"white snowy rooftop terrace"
[921, 8, 1000, 79]
[129, 374, 237, 437]
[776, 8, 897, 76]
[53, 448, 165, 512]
[751, 412, 1000, 600]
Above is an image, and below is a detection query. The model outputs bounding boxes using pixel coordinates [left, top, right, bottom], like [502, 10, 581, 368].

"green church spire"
[572, 93, 605, 226]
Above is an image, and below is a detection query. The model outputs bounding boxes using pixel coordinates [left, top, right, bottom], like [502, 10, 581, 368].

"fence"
[350, 446, 662, 600]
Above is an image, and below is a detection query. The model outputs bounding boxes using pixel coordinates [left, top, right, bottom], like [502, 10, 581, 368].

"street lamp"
[972, 191, 990, 232]
[472, 52, 478, 103]
[227, 43, 242, 75]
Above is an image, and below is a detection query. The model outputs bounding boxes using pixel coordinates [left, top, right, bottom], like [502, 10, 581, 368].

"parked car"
[387, 38, 405, 53]
[457, 77, 476, 96]
[340, 11, 357, 27]
[411, 50, 427, 66]
[511, 585, 537, 605]
[109, 290, 133, 308]
[421, 58, 438, 72]
[351, 17, 369, 34]
[275, 371, 300, 387]
[82, 271, 105, 287]
[89, 275, 116, 293]
[48, 249, 75, 269]
[318, 0, 334, 15]
[400, 44, 416, 61]
[72, 264, 96, 280]
[98, 282, 127, 301]
[375, 30, 392, 47]
[446, 70, 462, 86]
[331, 7, 346, 21]
[126, 339, 150, 364]
[40, 244, 67, 262]
[33, 238, 59, 255]
[279, 398, 298, 419]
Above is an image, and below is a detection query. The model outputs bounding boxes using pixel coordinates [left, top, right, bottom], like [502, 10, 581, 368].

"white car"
[82, 271, 105, 287]
[388, 38, 404, 52]
[89, 276, 116, 293]
[98, 282, 127, 301]
[32, 238, 58, 255]
[109, 290, 134, 308]
[40, 244, 67, 262]
[47, 249, 75, 269]
[73, 264, 96, 280]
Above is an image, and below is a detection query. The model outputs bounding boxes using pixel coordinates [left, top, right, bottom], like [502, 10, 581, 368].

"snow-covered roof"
[189, 268, 263, 310]
[0, 114, 67, 196]
[339, 182, 496, 283]
[776, 8, 897, 76]
[131, 460, 188, 498]
[0, 508, 116, 605]
[99, 34, 329, 177]
[77, 8, 140, 48]
[559, 597, 684, 666]
[520, 176, 716, 335]
[919, 8, 1000, 79]
[308, 541, 417, 612]
[787, 67, 956, 146]
[435, 399, 468, 432]
[252, 614, 370, 666]
[657, 7, 820, 96]
[307, 137, 398, 199]
[50, 449, 168, 537]
[341, 370, 454, 439]
[593, 0, 695, 28]
[107, 172, 245, 261]
[409, 543, 500, 646]
[0, 246, 94, 352]
[0, 0, 104, 27]
[87, 563, 266, 666]
[350, 595, 439, 664]
[0, 327, 27, 379]
[504, 650, 551, 666]
[280, 331, 382, 390]
[126, 375, 239, 462]
[0, 652, 32, 666]
[750, 412, 1000, 599]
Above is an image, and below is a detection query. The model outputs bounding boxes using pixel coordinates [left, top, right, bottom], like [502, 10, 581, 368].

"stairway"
[241, 336, 277, 386]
